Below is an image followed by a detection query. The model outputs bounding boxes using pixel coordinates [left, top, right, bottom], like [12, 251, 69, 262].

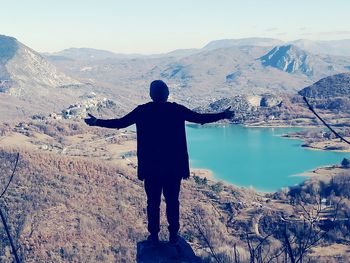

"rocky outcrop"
[260, 94, 282, 107]
[0, 35, 97, 121]
[259, 44, 349, 79]
[60, 96, 117, 119]
[137, 238, 201, 263]
[196, 94, 284, 123]
[0, 35, 80, 95]
[260, 45, 313, 75]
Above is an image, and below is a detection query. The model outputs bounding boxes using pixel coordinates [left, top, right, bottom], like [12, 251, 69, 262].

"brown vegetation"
[1, 119, 350, 262]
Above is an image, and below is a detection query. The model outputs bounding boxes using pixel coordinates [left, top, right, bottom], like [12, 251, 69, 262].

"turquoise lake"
[186, 125, 350, 192]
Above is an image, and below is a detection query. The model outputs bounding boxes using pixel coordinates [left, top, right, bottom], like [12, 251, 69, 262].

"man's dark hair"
[150, 80, 169, 102]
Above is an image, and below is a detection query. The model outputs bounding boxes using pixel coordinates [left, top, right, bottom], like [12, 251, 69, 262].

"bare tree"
[279, 196, 343, 263]
[0, 153, 21, 263]
[193, 185, 345, 263]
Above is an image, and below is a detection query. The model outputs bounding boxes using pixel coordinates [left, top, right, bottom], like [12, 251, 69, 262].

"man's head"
[150, 80, 169, 103]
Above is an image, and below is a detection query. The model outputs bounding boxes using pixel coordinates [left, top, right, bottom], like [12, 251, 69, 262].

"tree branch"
[0, 153, 19, 199]
[303, 96, 350, 145]
[0, 152, 21, 263]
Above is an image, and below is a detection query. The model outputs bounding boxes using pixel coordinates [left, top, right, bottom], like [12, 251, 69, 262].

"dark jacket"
[95, 102, 225, 180]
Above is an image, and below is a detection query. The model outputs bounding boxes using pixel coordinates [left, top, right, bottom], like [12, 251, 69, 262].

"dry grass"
[1, 119, 350, 262]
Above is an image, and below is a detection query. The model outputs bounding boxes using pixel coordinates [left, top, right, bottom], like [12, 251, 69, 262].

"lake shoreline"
[191, 163, 350, 194]
[116, 124, 348, 192]
[187, 124, 350, 192]
[193, 122, 350, 153]
[296, 165, 350, 179]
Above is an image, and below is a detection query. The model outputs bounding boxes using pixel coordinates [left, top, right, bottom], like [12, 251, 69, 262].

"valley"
[1, 117, 350, 262]
[1, 34, 350, 262]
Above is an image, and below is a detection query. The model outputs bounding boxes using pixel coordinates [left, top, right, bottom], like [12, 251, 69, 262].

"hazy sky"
[1, 0, 350, 54]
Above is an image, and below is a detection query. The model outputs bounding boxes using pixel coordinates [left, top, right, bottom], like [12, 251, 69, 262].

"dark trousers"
[144, 175, 182, 236]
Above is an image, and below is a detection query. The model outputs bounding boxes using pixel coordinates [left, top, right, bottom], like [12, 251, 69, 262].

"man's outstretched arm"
[182, 105, 234, 124]
[84, 108, 138, 129]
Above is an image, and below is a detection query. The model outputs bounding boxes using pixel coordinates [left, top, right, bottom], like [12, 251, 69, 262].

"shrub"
[211, 181, 224, 194]
[341, 158, 350, 168]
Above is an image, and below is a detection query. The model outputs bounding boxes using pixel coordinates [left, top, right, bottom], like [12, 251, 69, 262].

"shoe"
[169, 234, 180, 245]
[147, 234, 159, 247]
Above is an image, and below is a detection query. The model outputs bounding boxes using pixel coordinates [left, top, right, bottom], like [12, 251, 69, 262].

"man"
[85, 80, 234, 245]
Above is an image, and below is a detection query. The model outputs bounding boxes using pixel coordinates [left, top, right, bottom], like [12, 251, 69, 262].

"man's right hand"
[223, 106, 234, 119]
[84, 113, 97, 126]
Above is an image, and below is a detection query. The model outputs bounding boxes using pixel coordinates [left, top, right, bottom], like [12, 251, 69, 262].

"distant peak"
[203, 37, 284, 50]
[0, 35, 19, 63]
[0, 34, 18, 41]
[259, 44, 313, 75]
[269, 44, 301, 52]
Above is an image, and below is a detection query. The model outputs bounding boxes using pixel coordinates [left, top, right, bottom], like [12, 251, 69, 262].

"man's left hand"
[223, 106, 234, 119]
[85, 113, 97, 126]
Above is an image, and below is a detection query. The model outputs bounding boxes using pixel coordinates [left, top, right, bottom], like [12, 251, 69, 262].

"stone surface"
[137, 237, 202, 263]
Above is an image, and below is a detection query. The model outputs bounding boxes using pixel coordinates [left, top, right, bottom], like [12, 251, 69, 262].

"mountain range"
[290, 39, 350, 57]
[1, 35, 350, 262]
[46, 37, 350, 109]
[0, 35, 91, 121]
[48, 38, 350, 58]
[0, 36, 80, 94]
[1, 34, 350, 121]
